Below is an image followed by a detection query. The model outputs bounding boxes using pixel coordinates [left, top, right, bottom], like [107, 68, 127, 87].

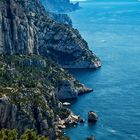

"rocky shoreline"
[55, 108, 98, 140]
[0, 0, 101, 139]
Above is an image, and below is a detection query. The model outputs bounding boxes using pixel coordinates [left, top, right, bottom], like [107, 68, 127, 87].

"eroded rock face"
[37, 18, 101, 68]
[0, 0, 39, 55]
[0, 0, 100, 138]
[55, 80, 93, 99]
[0, 93, 55, 139]
[0, 97, 36, 132]
[0, 0, 101, 69]
[0, 56, 75, 138]
[55, 80, 79, 99]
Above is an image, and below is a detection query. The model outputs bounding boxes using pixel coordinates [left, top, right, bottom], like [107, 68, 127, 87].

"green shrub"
[0, 129, 49, 140]
[0, 129, 18, 140]
[20, 129, 49, 140]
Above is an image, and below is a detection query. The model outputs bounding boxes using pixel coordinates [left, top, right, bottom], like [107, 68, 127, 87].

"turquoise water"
[66, 0, 140, 140]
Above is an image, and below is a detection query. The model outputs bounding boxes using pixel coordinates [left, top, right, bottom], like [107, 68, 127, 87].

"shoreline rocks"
[88, 111, 98, 122]
[78, 116, 85, 123]
[56, 113, 79, 129]
[56, 110, 99, 131]
[56, 112, 87, 130]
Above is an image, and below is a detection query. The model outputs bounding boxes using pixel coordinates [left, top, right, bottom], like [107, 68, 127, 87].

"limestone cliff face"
[0, 0, 39, 55]
[0, 55, 91, 138]
[0, 0, 101, 68]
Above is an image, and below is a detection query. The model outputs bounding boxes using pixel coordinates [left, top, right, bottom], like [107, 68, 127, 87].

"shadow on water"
[65, 68, 102, 82]
[65, 68, 98, 75]
[61, 68, 101, 106]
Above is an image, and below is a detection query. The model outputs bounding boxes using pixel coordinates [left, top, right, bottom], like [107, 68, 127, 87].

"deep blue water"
[65, 0, 140, 140]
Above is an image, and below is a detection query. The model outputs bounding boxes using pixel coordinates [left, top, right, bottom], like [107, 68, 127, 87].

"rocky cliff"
[0, 55, 91, 139]
[0, 0, 101, 68]
[0, 0, 101, 139]
[48, 12, 72, 26]
[40, 0, 79, 13]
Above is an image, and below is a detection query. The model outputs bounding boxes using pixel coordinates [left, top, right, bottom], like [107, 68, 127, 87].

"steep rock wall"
[0, 0, 101, 68]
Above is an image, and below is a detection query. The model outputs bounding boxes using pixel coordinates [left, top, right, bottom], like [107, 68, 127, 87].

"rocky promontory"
[48, 12, 72, 26]
[40, 0, 80, 13]
[0, 0, 101, 68]
[0, 0, 101, 139]
[0, 55, 90, 139]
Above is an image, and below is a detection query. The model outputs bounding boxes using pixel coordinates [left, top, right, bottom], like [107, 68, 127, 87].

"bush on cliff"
[0, 129, 70, 140]
[0, 129, 49, 140]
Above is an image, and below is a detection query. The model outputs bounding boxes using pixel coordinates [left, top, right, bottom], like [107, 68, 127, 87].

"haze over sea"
[66, 0, 140, 139]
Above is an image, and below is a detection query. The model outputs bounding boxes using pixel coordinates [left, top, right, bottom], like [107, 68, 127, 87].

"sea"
[65, 0, 140, 139]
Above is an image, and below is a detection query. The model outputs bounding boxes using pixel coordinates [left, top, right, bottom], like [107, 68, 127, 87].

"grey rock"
[88, 111, 98, 122]
[0, 97, 35, 133]
[55, 80, 79, 99]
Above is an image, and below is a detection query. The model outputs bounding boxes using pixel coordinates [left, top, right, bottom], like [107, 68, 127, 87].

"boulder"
[88, 111, 98, 122]
[64, 113, 79, 127]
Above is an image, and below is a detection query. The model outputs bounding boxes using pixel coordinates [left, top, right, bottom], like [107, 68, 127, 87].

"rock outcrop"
[0, 0, 101, 68]
[88, 111, 98, 122]
[40, 0, 80, 13]
[55, 80, 93, 99]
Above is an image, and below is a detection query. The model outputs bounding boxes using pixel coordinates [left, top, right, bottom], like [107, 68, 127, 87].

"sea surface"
[65, 0, 140, 140]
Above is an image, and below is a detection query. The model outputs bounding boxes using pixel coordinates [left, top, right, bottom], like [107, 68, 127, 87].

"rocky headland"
[0, 0, 101, 139]
[40, 0, 80, 13]
[47, 12, 72, 26]
[0, 0, 101, 68]
[0, 55, 88, 139]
